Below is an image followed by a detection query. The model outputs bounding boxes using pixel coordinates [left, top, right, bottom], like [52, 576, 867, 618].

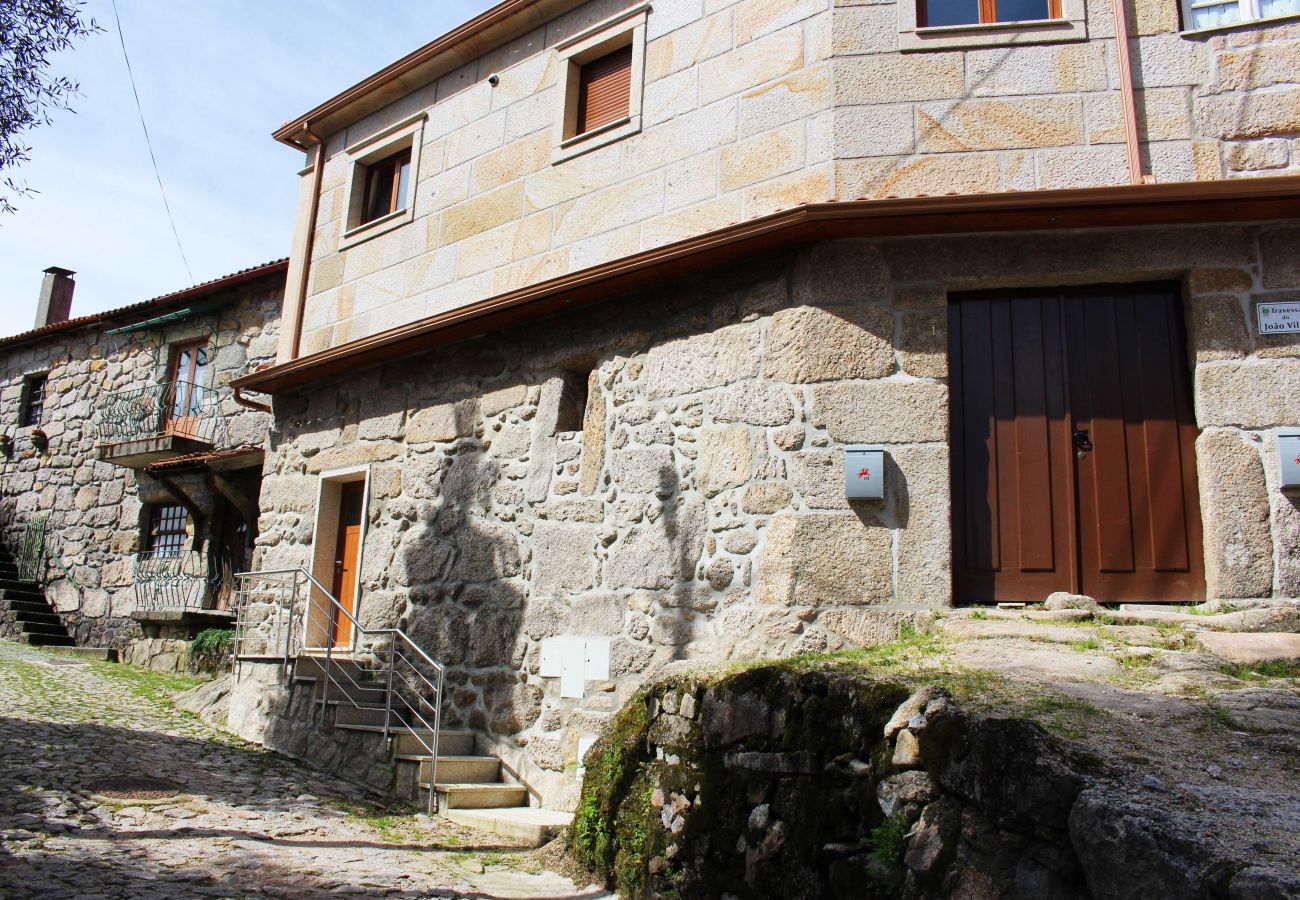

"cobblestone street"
[0, 641, 602, 899]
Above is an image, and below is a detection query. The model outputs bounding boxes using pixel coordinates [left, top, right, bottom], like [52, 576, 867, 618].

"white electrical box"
[1278, 432, 1300, 490]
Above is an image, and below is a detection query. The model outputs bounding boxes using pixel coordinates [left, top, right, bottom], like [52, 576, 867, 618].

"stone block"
[579, 374, 607, 497]
[894, 283, 947, 310]
[743, 482, 794, 514]
[1196, 87, 1300, 141]
[699, 429, 753, 497]
[834, 104, 916, 157]
[766, 305, 895, 383]
[719, 122, 805, 192]
[1036, 145, 1129, 189]
[1196, 430, 1273, 599]
[755, 511, 893, 605]
[1225, 139, 1290, 171]
[607, 499, 706, 590]
[572, 592, 627, 635]
[1086, 88, 1193, 144]
[532, 521, 600, 594]
[1261, 225, 1300, 289]
[1187, 268, 1253, 295]
[736, 0, 823, 44]
[811, 380, 948, 443]
[612, 444, 677, 494]
[834, 53, 964, 105]
[738, 65, 831, 138]
[790, 448, 847, 510]
[708, 381, 796, 426]
[1197, 360, 1300, 429]
[831, 4, 895, 55]
[1207, 44, 1298, 94]
[837, 154, 1001, 200]
[890, 445, 951, 605]
[553, 172, 663, 245]
[741, 166, 832, 218]
[470, 130, 551, 193]
[899, 312, 947, 379]
[1187, 295, 1250, 363]
[698, 26, 804, 106]
[645, 323, 762, 399]
[439, 181, 525, 246]
[964, 43, 1108, 97]
[407, 399, 477, 443]
[918, 98, 1084, 152]
[645, 11, 733, 82]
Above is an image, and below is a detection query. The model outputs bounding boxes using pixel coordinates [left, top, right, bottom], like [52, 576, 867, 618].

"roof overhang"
[273, 0, 582, 149]
[235, 176, 1300, 394]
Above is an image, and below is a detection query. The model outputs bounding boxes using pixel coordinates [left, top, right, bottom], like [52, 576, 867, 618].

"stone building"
[0, 261, 285, 669]
[226, 0, 1300, 822]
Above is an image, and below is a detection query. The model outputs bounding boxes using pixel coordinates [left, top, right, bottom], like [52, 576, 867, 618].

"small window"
[1182, 0, 1298, 29]
[21, 374, 48, 427]
[554, 368, 593, 433]
[360, 147, 412, 226]
[147, 504, 190, 556]
[919, 0, 1061, 26]
[576, 45, 633, 136]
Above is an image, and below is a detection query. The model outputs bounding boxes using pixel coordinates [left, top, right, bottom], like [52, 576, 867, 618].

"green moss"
[87, 658, 200, 707]
[969, 609, 989, 621]
[1069, 636, 1102, 652]
[1217, 660, 1300, 682]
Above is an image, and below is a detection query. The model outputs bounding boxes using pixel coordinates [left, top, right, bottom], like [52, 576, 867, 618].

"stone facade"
[250, 228, 1299, 808]
[289, 0, 1300, 353]
[0, 275, 283, 654]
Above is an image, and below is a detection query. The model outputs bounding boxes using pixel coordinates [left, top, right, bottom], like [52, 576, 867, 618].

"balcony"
[131, 549, 234, 631]
[95, 381, 224, 467]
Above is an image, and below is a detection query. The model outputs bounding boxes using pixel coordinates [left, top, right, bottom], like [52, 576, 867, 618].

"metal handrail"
[134, 548, 221, 611]
[232, 567, 445, 814]
[95, 379, 223, 444]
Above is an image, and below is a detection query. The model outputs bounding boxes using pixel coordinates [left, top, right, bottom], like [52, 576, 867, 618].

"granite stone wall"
[0, 284, 282, 649]
[253, 226, 1298, 808]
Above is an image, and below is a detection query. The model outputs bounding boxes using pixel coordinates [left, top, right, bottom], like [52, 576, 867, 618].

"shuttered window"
[576, 45, 633, 136]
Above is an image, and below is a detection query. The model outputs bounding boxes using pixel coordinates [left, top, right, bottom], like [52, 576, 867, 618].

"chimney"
[36, 266, 76, 328]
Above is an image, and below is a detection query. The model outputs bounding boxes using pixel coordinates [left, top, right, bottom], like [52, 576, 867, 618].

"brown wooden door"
[166, 341, 210, 438]
[950, 283, 1205, 603]
[330, 482, 365, 648]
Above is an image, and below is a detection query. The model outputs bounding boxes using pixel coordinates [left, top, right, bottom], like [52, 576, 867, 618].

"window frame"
[20, 373, 48, 428]
[552, 3, 649, 164]
[918, 0, 1063, 27]
[337, 112, 426, 251]
[359, 146, 413, 227]
[166, 339, 211, 435]
[1179, 0, 1300, 32]
[899, 0, 1086, 49]
[146, 503, 191, 556]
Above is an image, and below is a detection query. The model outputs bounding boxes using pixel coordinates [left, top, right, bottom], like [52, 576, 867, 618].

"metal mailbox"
[845, 445, 885, 500]
[1278, 432, 1300, 490]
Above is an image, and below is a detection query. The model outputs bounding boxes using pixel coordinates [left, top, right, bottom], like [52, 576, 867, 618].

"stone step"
[328, 724, 475, 756]
[294, 655, 377, 680]
[21, 634, 75, 647]
[5, 598, 56, 615]
[0, 587, 47, 603]
[40, 645, 117, 662]
[12, 608, 61, 625]
[425, 782, 529, 810]
[332, 703, 394, 729]
[396, 754, 501, 784]
[21, 621, 71, 637]
[443, 808, 574, 848]
[319, 683, 388, 706]
[1197, 631, 1300, 666]
[0, 578, 41, 592]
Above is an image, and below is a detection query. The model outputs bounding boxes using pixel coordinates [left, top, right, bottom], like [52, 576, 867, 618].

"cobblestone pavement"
[0, 641, 605, 899]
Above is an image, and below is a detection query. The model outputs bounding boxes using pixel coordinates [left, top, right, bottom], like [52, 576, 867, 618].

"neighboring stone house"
[228, 0, 1300, 816]
[0, 261, 285, 670]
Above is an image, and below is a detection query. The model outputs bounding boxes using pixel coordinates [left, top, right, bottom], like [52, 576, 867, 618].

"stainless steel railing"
[231, 568, 446, 813]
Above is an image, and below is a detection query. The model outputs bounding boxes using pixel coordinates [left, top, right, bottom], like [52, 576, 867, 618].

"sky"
[0, 0, 496, 339]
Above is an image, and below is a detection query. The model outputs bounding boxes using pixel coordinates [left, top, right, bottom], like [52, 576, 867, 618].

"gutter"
[284, 125, 327, 361]
[233, 175, 1300, 395]
[232, 386, 272, 414]
[1110, 0, 1149, 184]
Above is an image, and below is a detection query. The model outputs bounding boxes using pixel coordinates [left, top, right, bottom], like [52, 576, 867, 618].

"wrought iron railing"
[133, 549, 221, 611]
[232, 568, 446, 813]
[96, 380, 223, 444]
[17, 517, 47, 583]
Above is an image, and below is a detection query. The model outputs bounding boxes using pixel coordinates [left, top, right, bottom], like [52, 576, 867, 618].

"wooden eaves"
[233, 176, 1300, 395]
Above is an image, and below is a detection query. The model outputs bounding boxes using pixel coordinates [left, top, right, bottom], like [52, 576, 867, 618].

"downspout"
[1110, 0, 1150, 184]
[232, 385, 272, 414]
[288, 124, 327, 360]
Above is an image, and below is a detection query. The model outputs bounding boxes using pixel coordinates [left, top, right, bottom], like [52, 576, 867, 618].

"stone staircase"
[0, 549, 74, 647]
[291, 655, 570, 846]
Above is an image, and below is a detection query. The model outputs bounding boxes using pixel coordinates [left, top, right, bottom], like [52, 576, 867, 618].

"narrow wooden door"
[950, 283, 1204, 603]
[167, 341, 210, 438]
[330, 482, 365, 649]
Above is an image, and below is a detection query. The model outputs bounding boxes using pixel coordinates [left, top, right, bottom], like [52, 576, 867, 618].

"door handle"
[1073, 430, 1093, 453]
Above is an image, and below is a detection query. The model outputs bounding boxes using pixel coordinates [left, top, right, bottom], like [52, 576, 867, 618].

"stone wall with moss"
[247, 225, 1299, 810]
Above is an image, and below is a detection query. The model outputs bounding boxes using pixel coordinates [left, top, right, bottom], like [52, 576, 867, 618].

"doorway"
[949, 282, 1205, 603]
[307, 471, 370, 651]
[328, 482, 365, 648]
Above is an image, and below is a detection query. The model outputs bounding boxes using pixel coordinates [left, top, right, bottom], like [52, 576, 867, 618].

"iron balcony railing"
[96, 380, 222, 444]
[232, 568, 447, 814]
[133, 549, 222, 611]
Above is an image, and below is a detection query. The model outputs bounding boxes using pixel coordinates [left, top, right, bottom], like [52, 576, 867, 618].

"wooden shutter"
[577, 45, 633, 135]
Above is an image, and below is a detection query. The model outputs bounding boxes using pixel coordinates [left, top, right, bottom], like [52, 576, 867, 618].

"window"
[21, 374, 47, 427]
[147, 504, 190, 556]
[576, 46, 633, 136]
[360, 147, 412, 226]
[167, 341, 210, 436]
[1182, 0, 1298, 29]
[554, 368, 593, 433]
[919, 0, 1061, 26]
[553, 3, 648, 163]
[338, 112, 425, 250]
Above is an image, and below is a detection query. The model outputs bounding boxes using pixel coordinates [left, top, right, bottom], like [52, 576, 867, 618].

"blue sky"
[0, 0, 495, 338]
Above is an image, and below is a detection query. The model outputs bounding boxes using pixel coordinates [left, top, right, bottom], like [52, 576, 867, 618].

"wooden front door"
[950, 283, 1205, 603]
[329, 482, 365, 648]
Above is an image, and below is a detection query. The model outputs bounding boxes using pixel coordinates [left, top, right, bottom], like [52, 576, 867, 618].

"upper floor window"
[360, 147, 412, 226]
[920, 0, 1061, 26]
[576, 46, 633, 136]
[1182, 0, 1298, 29]
[21, 374, 47, 427]
[552, 3, 648, 164]
[146, 503, 190, 556]
[168, 340, 210, 437]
